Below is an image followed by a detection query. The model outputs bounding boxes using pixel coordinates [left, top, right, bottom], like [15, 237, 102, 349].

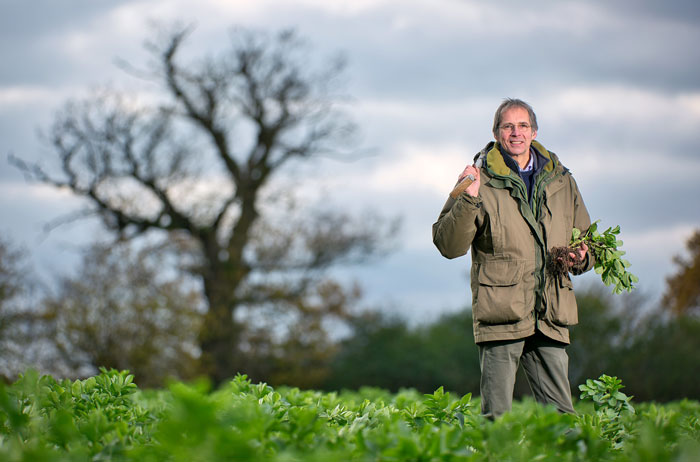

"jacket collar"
[484, 140, 555, 177]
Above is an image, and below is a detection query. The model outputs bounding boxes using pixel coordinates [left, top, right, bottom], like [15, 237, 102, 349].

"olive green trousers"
[478, 331, 576, 419]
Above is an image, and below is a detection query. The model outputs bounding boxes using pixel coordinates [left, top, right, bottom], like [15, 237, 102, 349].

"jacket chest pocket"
[474, 261, 532, 324]
[481, 191, 531, 256]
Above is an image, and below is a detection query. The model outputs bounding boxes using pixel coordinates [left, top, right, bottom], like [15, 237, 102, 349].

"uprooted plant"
[548, 220, 638, 294]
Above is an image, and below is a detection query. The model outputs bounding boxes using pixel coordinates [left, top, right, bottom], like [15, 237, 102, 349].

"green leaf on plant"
[572, 221, 637, 294]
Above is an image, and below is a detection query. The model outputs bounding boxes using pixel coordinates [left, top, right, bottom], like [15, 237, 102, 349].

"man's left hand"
[568, 242, 588, 267]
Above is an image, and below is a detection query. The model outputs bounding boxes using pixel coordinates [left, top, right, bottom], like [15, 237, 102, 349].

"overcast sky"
[2, 0, 699, 322]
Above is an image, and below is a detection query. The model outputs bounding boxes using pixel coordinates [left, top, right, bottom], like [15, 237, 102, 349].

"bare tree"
[12, 26, 394, 384]
[0, 236, 59, 381]
[0, 237, 25, 312]
[42, 242, 203, 387]
[0, 236, 30, 380]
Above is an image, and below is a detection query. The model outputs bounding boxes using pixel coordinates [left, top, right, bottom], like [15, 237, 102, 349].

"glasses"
[499, 122, 532, 132]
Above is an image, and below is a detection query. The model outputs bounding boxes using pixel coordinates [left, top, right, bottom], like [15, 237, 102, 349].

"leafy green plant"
[574, 221, 638, 293]
[420, 386, 475, 428]
[0, 368, 154, 460]
[3, 369, 700, 461]
[549, 220, 638, 294]
[578, 374, 636, 449]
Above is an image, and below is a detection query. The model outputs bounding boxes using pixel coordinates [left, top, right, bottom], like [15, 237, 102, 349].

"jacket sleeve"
[570, 176, 595, 275]
[432, 192, 482, 259]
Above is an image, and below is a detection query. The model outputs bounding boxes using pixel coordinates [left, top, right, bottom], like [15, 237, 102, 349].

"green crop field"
[1, 368, 698, 461]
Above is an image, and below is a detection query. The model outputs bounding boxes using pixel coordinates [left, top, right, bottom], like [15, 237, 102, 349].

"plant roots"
[547, 245, 584, 277]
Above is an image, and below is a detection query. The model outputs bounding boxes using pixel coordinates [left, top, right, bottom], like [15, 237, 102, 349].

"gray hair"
[492, 98, 538, 134]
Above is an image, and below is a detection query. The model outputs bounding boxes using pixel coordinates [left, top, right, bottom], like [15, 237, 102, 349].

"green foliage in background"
[324, 310, 481, 395]
[2, 369, 699, 461]
[572, 221, 639, 294]
[568, 289, 700, 404]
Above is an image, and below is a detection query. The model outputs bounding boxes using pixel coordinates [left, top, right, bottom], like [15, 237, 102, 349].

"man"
[432, 98, 593, 419]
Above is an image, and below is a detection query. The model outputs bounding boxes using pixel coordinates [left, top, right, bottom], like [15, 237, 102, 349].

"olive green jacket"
[432, 140, 593, 344]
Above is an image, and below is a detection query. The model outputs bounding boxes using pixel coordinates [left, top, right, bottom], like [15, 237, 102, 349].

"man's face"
[494, 106, 537, 158]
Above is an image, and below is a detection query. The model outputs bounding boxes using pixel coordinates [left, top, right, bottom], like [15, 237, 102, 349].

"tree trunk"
[198, 270, 243, 385]
[197, 209, 254, 385]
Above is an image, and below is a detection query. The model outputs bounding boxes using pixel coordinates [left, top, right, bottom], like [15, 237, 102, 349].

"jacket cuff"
[571, 251, 594, 275]
[456, 192, 482, 209]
